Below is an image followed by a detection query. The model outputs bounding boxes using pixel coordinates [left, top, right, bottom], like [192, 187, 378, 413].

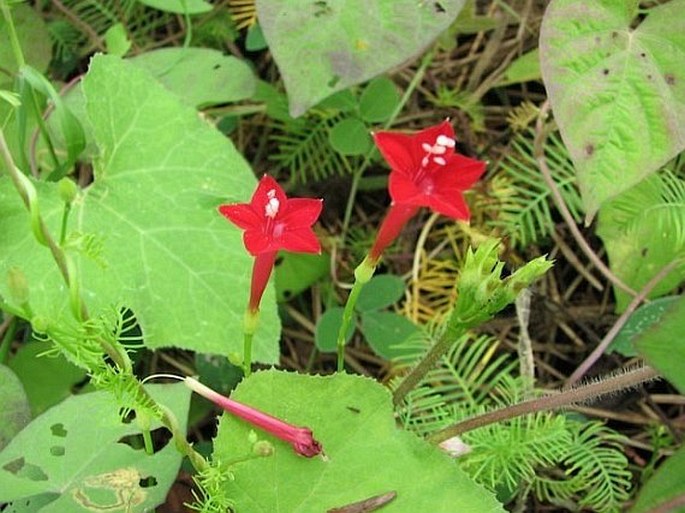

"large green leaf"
[634, 295, 685, 394]
[129, 48, 256, 108]
[539, 0, 685, 217]
[0, 55, 280, 361]
[0, 383, 191, 512]
[597, 171, 685, 311]
[213, 370, 504, 512]
[256, 0, 466, 116]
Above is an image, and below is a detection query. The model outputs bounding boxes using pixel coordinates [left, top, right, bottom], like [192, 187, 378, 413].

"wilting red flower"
[219, 175, 323, 312]
[184, 377, 323, 458]
[368, 121, 486, 262]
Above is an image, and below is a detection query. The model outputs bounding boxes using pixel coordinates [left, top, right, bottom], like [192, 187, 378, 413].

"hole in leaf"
[584, 143, 594, 157]
[665, 74, 676, 85]
[283, 289, 293, 300]
[117, 434, 146, 451]
[602, 68, 609, 76]
[327, 75, 341, 88]
[117, 427, 171, 454]
[139, 476, 158, 488]
[50, 423, 67, 438]
[275, 255, 284, 266]
[433, 1, 446, 13]
[72, 375, 91, 393]
[50, 446, 65, 457]
[213, 64, 220, 70]
[120, 408, 136, 424]
[2, 458, 48, 481]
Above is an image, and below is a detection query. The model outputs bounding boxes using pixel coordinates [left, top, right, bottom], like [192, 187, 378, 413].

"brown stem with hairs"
[427, 365, 659, 444]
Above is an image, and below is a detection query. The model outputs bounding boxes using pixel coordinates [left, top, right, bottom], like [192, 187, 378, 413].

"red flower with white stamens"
[368, 121, 486, 262]
[219, 175, 323, 313]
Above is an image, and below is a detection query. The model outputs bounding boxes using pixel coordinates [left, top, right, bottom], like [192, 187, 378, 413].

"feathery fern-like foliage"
[532, 421, 632, 512]
[486, 129, 583, 248]
[268, 113, 357, 184]
[396, 333, 631, 512]
[46, 0, 173, 66]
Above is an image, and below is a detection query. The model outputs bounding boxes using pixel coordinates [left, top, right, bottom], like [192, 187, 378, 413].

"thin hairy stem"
[534, 101, 637, 297]
[427, 365, 659, 443]
[567, 259, 682, 386]
[392, 324, 467, 405]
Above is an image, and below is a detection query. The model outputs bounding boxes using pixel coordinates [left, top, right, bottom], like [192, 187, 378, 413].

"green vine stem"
[426, 365, 659, 443]
[392, 322, 467, 405]
[335, 48, 437, 370]
[0, 0, 25, 69]
[336, 256, 375, 371]
[0, 128, 208, 473]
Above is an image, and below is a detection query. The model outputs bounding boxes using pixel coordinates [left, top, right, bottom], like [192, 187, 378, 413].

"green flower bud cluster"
[448, 239, 553, 332]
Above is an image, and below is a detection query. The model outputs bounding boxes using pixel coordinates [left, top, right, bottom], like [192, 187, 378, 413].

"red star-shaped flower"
[219, 175, 322, 257]
[373, 120, 486, 220]
[219, 175, 323, 324]
[367, 121, 486, 262]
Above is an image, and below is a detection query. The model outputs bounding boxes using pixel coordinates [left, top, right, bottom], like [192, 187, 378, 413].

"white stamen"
[433, 156, 446, 166]
[437, 135, 456, 148]
[264, 189, 280, 218]
[421, 142, 433, 152]
[421, 156, 430, 167]
[433, 145, 447, 155]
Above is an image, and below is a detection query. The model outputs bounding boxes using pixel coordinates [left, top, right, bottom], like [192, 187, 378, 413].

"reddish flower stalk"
[184, 377, 323, 458]
[219, 175, 323, 375]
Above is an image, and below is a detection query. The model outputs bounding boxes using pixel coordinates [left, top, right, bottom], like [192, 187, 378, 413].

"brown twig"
[534, 100, 638, 298]
[566, 259, 681, 386]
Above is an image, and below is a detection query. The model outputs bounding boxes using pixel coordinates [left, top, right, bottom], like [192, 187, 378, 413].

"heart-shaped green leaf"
[0, 55, 280, 361]
[540, 0, 685, 218]
[213, 369, 504, 512]
[256, 0, 466, 116]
